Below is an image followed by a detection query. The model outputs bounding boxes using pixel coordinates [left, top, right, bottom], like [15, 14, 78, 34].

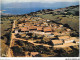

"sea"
[1, 2, 79, 15]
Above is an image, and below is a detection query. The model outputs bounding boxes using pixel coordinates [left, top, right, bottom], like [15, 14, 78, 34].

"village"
[8, 16, 79, 57]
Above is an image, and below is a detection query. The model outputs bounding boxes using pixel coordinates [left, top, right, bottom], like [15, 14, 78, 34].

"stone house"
[58, 36, 70, 40]
[51, 40, 63, 46]
[43, 27, 52, 32]
[37, 27, 43, 32]
[20, 27, 29, 32]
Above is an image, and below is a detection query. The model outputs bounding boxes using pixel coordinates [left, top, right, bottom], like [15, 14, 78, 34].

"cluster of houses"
[11, 16, 79, 57]
[13, 17, 79, 46]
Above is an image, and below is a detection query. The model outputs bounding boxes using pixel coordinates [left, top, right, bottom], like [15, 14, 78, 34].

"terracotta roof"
[69, 37, 77, 40]
[25, 22, 32, 25]
[18, 24, 23, 27]
[41, 24, 46, 26]
[24, 25, 31, 27]
[21, 27, 29, 31]
[58, 36, 70, 40]
[52, 40, 63, 44]
[28, 26, 37, 30]
[44, 27, 52, 32]
[37, 27, 43, 31]
[53, 32, 60, 35]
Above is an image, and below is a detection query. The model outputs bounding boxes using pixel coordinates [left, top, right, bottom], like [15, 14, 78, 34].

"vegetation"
[1, 15, 22, 56]
[34, 5, 79, 34]
[1, 20, 12, 57]
[1, 5, 79, 57]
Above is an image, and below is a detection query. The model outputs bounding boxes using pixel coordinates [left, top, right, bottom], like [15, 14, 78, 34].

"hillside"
[28, 5, 79, 35]
[1, 5, 79, 57]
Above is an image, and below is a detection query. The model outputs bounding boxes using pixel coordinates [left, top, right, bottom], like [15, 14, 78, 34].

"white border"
[79, 0, 80, 57]
[0, 0, 1, 57]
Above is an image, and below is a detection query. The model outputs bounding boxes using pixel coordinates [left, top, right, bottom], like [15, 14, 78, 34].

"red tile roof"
[44, 27, 52, 32]
[37, 27, 43, 31]
[21, 27, 29, 31]
[52, 40, 63, 44]
[28, 26, 37, 30]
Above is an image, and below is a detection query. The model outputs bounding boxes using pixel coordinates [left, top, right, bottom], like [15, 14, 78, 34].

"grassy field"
[35, 5, 79, 33]
[37, 14, 79, 33]
[1, 15, 24, 57]
[1, 20, 12, 57]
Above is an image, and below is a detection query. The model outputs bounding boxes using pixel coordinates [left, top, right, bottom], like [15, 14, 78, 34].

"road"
[15, 38, 52, 47]
[7, 20, 16, 57]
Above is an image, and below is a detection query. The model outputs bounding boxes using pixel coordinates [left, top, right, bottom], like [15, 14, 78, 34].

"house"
[15, 29, 19, 33]
[53, 32, 61, 36]
[44, 22, 48, 26]
[45, 34, 54, 38]
[24, 24, 31, 27]
[58, 36, 70, 40]
[43, 27, 52, 32]
[52, 26, 58, 31]
[37, 27, 43, 31]
[41, 24, 46, 27]
[28, 26, 37, 31]
[64, 39, 75, 43]
[46, 20, 50, 22]
[18, 24, 23, 27]
[66, 29, 71, 32]
[65, 37, 78, 43]
[59, 25, 63, 28]
[51, 40, 63, 46]
[37, 24, 40, 26]
[24, 22, 32, 26]
[20, 27, 29, 32]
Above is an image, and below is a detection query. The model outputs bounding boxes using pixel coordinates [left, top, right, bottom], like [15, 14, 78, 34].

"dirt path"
[15, 38, 52, 47]
[7, 20, 16, 57]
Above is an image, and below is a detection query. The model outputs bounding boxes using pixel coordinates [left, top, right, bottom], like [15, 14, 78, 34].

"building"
[45, 34, 54, 38]
[15, 29, 19, 33]
[37, 27, 43, 31]
[64, 39, 75, 43]
[18, 24, 23, 27]
[28, 26, 37, 31]
[41, 24, 46, 27]
[43, 27, 52, 32]
[66, 29, 71, 32]
[58, 36, 70, 40]
[51, 40, 63, 46]
[59, 25, 63, 28]
[53, 32, 61, 36]
[20, 27, 29, 32]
